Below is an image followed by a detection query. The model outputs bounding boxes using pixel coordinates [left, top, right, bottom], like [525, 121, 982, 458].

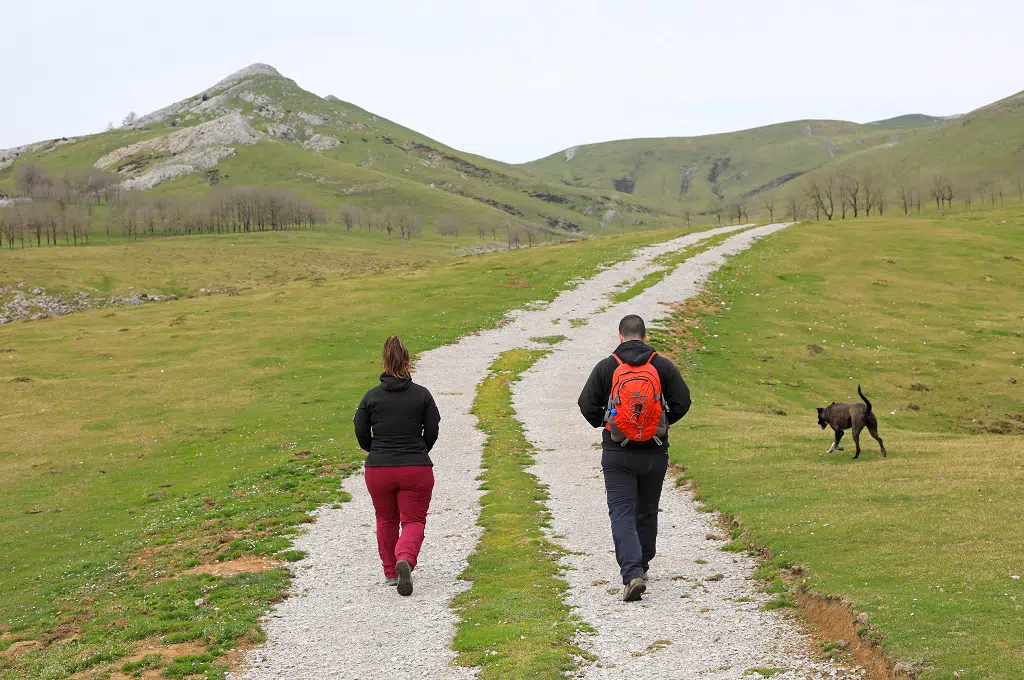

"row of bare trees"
[786, 170, 1023, 223]
[691, 169, 1024, 226]
[337, 204, 424, 240]
[337, 204, 544, 247]
[803, 171, 889, 221]
[0, 164, 334, 248]
[0, 185, 329, 247]
[4, 163, 575, 250]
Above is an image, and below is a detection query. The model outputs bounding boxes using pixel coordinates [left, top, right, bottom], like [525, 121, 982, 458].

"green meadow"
[2, 200, 1022, 679]
[0, 226, 688, 678]
[652, 209, 1023, 679]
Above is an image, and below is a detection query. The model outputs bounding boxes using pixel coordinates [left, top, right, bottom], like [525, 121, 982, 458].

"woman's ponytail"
[382, 335, 411, 378]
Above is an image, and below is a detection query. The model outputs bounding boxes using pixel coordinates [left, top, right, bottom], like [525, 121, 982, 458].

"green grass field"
[0, 225, 485, 299]
[0, 225, 690, 678]
[3, 193, 1022, 679]
[650, 209, 1023, 678]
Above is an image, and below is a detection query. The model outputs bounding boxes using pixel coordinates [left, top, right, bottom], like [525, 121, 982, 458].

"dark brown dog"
[817, 385, 887, 458]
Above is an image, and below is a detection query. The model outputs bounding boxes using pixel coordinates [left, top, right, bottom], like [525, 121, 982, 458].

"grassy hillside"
[521, 90, 1024, 219]
[866, 113, 945, 130]
[0, 65, 673, 239]
[521, 119, 906, 211]
[652, 208, 1024, 678]
[818, 91, 1024, 197]
[5, 65, 1020, 232]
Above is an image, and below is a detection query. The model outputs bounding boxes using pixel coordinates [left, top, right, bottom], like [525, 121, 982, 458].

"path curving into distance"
[513, 224, 862, 679]
[232, 223, 857, 680]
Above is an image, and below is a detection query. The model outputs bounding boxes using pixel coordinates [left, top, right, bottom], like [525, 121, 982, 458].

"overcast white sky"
[2, 1, 1022, 163]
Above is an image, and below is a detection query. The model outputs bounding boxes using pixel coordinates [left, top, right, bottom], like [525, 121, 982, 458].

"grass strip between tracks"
[610, 228, 746, 303]
[452, 348, 591, 679]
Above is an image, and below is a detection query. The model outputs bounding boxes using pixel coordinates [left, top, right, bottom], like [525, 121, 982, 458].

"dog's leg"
[867, 418, 886, 457]
[827, 429, 844, 453]
[851, 424, 862, 459]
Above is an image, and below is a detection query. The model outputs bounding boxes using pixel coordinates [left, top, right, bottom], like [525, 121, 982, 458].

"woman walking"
[353, 336, 440, 596]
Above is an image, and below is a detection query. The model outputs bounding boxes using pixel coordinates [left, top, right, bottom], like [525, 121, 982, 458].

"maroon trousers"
[364, 465, 435, 578]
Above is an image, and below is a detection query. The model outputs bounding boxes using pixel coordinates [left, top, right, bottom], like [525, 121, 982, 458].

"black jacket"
[354, 373, 441, 467]
[578, 340, 691, 454]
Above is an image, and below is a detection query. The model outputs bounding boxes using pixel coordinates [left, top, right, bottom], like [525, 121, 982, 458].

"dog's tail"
[858, 385, 872, 413]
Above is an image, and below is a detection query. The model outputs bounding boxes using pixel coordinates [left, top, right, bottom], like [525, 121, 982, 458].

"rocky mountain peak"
[208, 63, 284, 92]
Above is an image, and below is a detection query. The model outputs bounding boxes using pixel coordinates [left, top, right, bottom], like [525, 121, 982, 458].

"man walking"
[578, 314, 691, 601]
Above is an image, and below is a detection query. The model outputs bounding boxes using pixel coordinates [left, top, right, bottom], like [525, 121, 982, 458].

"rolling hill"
[0, 65, 667, 239]
[520, 92, 1024, 216]
[2, 64, 1022, 230]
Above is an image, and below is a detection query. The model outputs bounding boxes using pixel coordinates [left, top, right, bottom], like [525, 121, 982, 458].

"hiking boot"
[385, 577, 399, 587]
[622, 577, 646, 602]
[396, 560, 413, 596]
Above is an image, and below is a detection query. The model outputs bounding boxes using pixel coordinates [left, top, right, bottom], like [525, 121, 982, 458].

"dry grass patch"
[180, 555, 281, 577]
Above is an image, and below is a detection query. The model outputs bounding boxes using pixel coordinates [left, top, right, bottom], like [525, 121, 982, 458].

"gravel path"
[232, 223, 809, 679]
[513, 223, 864, 679]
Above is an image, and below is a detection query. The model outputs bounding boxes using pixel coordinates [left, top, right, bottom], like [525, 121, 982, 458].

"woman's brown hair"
[382, 335, 411, 378]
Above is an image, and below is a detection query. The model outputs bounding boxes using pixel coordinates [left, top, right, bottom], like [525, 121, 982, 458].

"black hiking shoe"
[396, 560, 413, 596]
[622, 577, 646, 602]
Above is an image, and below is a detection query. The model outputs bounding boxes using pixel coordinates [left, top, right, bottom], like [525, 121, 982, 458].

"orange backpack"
[604, 353, 669, 446]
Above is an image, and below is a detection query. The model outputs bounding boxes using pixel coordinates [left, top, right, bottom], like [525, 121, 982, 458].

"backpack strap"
[611, 354, 624, 365]
[645, 352, 667, 406]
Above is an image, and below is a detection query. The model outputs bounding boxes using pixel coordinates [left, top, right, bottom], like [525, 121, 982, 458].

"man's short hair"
[618, 314, 646, 339]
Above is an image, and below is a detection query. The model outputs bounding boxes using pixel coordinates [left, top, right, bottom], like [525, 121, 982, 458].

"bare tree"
[339, 205, 360, 233]
[899, 185, 913, 216]
[787, 195, 800, 223]
[762, 196, 775, 222]
[728, 203, 739, 225]
[682, 207, 692, 228]
[507, 226, 521, 249]
[862, 173, 875, 216]
[840, 172, 861, 218]
[122, 111, 138, 127]
[396, 207, 421, 241]
[0, 209, 9, 249]
[871, 185, 887, 216]
[929, 174, 956, 210]
[380, 208, 394, 239]
[928, 175, 944, 210]
[806, 179, 834, 220]
[16, 164, 53, 199]
[943, 179, 956, 209]
[1, 208, 26, 249]
[438, 214, 460, 237]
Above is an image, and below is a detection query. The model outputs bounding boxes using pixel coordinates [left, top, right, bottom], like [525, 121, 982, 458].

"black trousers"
[601, 449, 668, 584]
